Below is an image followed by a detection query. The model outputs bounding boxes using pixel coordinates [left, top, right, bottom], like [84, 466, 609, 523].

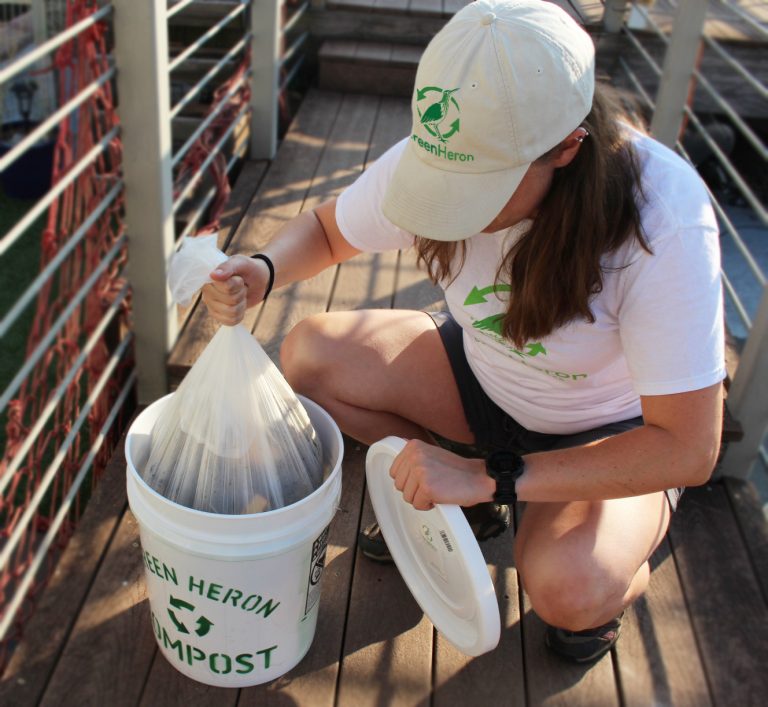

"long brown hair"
[415, 83, 650, 348]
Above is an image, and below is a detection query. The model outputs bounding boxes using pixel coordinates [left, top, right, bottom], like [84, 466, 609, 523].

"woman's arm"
[389, 382, 723, 510]
[202, 198, 360, 324]
[517, 381, 723, 502]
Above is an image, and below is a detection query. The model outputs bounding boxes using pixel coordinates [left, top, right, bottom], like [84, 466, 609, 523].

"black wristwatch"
[485, 451, 525, 504]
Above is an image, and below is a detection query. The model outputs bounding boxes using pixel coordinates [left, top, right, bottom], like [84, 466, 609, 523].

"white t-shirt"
[336, 128, 725, 434]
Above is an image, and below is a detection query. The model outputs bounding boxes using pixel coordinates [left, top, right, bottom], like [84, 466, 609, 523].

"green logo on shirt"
[464, 282, 587, 381]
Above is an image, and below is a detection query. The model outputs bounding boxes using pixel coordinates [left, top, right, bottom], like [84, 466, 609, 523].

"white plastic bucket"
[125, 393, 343, 688]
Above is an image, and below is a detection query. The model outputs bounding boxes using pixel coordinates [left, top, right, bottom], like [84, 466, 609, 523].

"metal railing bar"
[171, 70, 250, 168]
[721, 270, 754, 331]
[167, 0, 198, 20]
[175, 140, 247, 244]
[0, 66, 116, 174]
[674, 136, 766, 288]
[702, 34, 768, 101]
[620, 59, 765, 310]
[172, 102, 251, 214]
[633, 2, 766, 161]
[620, 57, 766, 285]
[170, 32, 251, 120]
[622, 25, 663, 77]
[0, 235, 127, 414]
[0, 333, 135, 585]
[0, 282, 130, 495]
[0, 125, 121, 259]
[280, 54, 306, 94]
[708, 198, 767, 288]
[682, 106, 768, 225]
[0, 4, 112, 87]
[715, 0, 768, 41]
[0, 182, 124, 338]
[690, 68, 767, 162]
[168, 2, 246, 73]
[0, 367, 137, 644]
[280, 31, 308, 69]
[617, 57, 656, 110]
[283, 1, 310, 36]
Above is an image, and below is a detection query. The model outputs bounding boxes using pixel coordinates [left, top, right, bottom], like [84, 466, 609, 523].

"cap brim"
[382, 141, 530, 241]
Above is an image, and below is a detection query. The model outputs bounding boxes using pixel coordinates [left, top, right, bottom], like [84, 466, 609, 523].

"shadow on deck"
[2, 90, 767, 707]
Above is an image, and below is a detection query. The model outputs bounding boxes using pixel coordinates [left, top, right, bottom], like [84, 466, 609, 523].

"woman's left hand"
[389, 440, 495, 511]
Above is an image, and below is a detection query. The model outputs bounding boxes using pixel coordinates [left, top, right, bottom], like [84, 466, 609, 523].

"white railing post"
[720, 287, 768, 479]
[113, 0, 177, 403]
[250, 0, 281, 159]
[603, 0, 629, 33]
[650, 0, 707, 147]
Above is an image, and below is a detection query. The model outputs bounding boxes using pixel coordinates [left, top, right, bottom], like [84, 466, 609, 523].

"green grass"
[0, 186, 44, 459]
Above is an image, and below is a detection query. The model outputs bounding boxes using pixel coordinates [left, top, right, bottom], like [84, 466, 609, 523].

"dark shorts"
[427, 311, 684, 512]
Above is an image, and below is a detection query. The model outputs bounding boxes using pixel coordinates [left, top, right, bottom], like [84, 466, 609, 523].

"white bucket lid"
[365, 437, 501, 657]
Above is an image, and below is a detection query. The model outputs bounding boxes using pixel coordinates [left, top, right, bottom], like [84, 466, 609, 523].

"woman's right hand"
[201, 255, 271, 326]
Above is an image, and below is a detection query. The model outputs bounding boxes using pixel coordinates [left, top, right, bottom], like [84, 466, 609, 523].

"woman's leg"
[280, 309, 474, 446]
[514, 492, 671, 631]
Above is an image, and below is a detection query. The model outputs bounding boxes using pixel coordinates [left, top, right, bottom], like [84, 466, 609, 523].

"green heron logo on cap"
[416, 86, 460, 143]
[412, 85, 475, 163]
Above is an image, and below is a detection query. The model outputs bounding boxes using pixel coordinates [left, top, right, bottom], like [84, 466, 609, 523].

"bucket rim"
[125, 393, 343, 519]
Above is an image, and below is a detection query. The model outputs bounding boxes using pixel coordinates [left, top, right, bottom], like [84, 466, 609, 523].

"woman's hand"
[389, 440, 495, 511]
[201, 255, 271, 326]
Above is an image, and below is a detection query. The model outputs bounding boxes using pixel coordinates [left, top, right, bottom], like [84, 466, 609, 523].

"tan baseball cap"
[382, 0, 595, 240]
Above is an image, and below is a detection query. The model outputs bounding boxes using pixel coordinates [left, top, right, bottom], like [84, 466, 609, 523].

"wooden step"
[318, 40, 423, 97]
[326, 0, 469, 18]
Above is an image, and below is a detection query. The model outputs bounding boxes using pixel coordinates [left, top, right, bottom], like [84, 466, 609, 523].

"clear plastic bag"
[142, 235, 324, 514]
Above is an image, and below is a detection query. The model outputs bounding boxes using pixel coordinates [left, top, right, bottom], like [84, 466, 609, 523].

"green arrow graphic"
[442, 119, 460, 140]
[416, 86, 444, 101]
[169, 596, 195, 612]
[464, 284, 513, 306]
[472, 314, 504, 337]
[167, 609, 189, 634]
[525, 342, 547, 357]
[195, 616, 214, 637]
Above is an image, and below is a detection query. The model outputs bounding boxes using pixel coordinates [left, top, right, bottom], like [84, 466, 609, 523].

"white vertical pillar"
[113, 0, 177, 403]
[30, 0, 55, 118]
[603, 0, 630, 33]
[720, 287, 768, 479]
[650, 0, 707, 147]
[250, 0, 281, 159]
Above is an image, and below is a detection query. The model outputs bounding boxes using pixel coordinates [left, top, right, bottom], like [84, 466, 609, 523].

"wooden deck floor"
[2, 90, 767, 706]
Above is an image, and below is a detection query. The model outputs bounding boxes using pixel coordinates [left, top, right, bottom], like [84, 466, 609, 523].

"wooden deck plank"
[250, 92, 381, 361]
[39, 507, 155, 707]
[0, 434, 132, 706]
[328, 95, 410, 314]
[433, 533, 526, 707]
[616, 539, 712, 707]
[174, 89, 344, 368]
[723, 476, 768, 603]
[238, 441, 369, 707]
[139, 653, 238, 707]
[514, 504, 619, 706]
[170, 159, 269, 379]
[669, 483, 768, 705]
[336, 492, 434, 707]
[521, 586, 620, 705]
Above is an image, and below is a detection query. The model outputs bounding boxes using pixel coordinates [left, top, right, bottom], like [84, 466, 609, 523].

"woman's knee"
[516, 541, 638, 631]
[280, 313, 337, 394]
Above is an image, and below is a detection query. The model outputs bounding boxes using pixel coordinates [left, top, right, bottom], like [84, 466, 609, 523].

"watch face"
[487, 451, 524, 477]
